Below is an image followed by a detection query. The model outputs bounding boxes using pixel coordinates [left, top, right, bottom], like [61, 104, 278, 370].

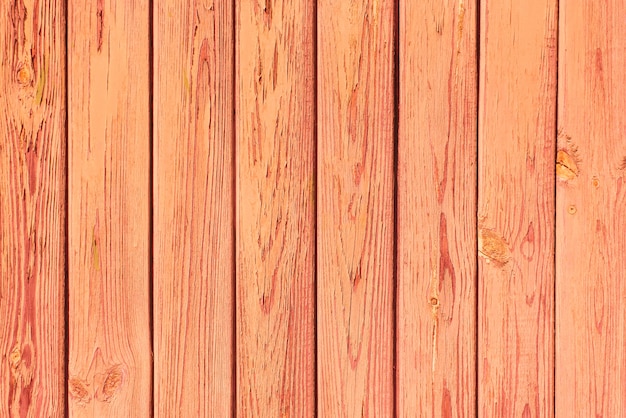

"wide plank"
[397, 0, 478, 415]
[556, 0, 626, 415]
[153, 0, 234, 415]
[477, 0, 557, 415]
[236, 0, 316, 415]
[317, 0, 395, 415]
[67, 0, 151, 415]
[0, 0, 66, 416]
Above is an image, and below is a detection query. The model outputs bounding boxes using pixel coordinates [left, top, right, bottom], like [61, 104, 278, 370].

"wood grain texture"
[556, 0, 626, 415]
[153, 0, 234, 416]
[397, 0, 477, 416]
[317, 1, 394, 415]
[0, 0, 66, 416]
[67, 0, 151, 415]
[236, 0, 315, 415]
[477, 0, 557, 415]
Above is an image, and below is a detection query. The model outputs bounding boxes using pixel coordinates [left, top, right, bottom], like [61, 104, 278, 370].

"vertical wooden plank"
[0, 0, 66, 416]
[153, 0, 234, 415]
[397, 0, 477, 415]
[67, 0, 151, 415]
[236, 0, 315, 415]
[478, 0, 557, 415]
[317, 0, 394, 415]
[556, 0, 626, 415]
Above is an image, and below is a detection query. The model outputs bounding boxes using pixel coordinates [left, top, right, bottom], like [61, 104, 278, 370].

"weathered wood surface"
[67, 0, 151, 415]
[397, 0, 478, 416]
[236, 0, 316, 415]
[317, 0, 395, 415]
[478, 0, 557, 415]
[556, 0, 626, 415]
[153, 1, 234, 416]
[4, 1, 626, 415]
[0, 0, 67, 416]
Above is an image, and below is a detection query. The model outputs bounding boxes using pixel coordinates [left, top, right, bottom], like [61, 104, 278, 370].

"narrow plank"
[0, 0, 66, 416]
[397, 0, 478, 415]
[477, 0, 557, 415]
[317, 0, 394, 415]
[67, 0, 151, 415]
[556, 0, 626, 415]
[153, 0, 234, 415]
[236, 0, 315, 415]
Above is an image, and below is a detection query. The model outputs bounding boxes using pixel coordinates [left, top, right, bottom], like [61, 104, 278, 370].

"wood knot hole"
[479, 228, 511, 265]
[100, 365, 124, 401]
[556, 150, 578, 181]
[68, 378, 91, 405]
[16, 65, 31, 86]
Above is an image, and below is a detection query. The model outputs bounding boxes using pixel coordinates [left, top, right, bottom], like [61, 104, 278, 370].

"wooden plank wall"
[153, 1, 234, 416]
[67, 0, 152, 415]
[1, 0, 626, 417]
[318, 0, 395, 415]
[477, 0, 557, 415]
[0, 0, 66, 416]
[556, 0, 626, 415]
[397, 0, 477, 415]
[236, 0, 316, 416]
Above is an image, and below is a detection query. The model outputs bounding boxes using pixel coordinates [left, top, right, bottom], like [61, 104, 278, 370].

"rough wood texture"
[0, 0, 66, 416]
[397, 0, 478, 415]
[317, 1, 394, 415]
[236, 0, 315, 415]
[556, 0, 626, 415]
[153, 0, 234, 416]
[478, 0, 557, 415]
[67, 0, 151, 415]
